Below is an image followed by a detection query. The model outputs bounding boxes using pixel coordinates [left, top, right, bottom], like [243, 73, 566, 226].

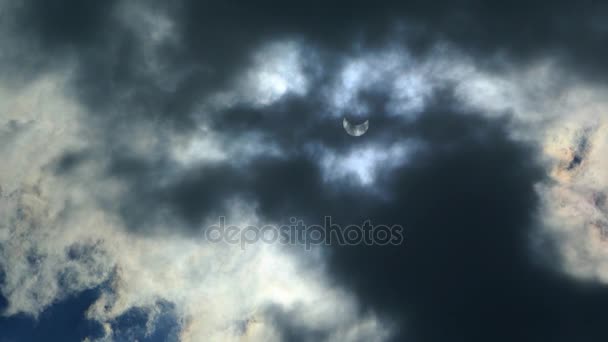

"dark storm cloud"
[51, 149, 92, 174]
[262, 305, 332, 342]
[9, 0, 608, 129]
[150, 0, 608, 81]
[17, 0, 118, 47]
[315, 108, 608, 341]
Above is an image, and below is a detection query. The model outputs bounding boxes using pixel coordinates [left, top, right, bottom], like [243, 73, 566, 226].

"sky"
[2, 1, 608, 341]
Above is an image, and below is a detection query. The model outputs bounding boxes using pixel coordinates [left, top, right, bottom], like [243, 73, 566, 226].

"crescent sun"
[343, 117, 369, 137]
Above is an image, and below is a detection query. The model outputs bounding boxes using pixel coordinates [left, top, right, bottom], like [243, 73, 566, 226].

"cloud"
[4, 1, 608, 341]
[0, 70, 386, 341]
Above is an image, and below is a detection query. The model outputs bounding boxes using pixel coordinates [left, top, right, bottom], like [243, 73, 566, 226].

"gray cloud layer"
[3, 1, 608, 341]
